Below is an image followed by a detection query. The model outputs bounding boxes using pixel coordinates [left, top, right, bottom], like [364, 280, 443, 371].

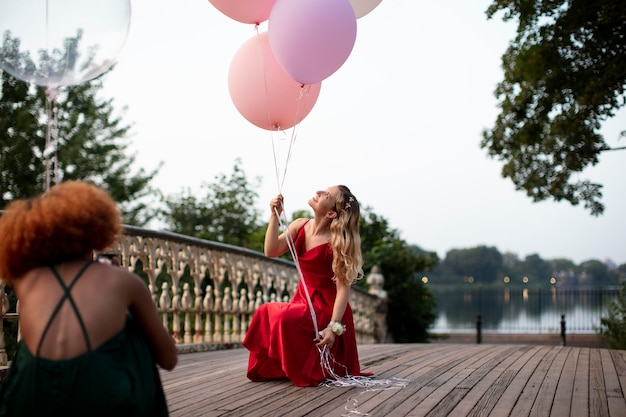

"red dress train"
[243, 221, 364, 387]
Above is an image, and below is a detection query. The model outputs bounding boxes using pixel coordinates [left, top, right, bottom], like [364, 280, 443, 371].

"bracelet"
[327, 321, 346, 336]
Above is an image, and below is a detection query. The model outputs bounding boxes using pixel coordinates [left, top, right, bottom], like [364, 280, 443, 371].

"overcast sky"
[101, 0, 625, 267]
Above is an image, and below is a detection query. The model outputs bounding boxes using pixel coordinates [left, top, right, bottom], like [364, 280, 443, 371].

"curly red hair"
[0, 181, 121, 285]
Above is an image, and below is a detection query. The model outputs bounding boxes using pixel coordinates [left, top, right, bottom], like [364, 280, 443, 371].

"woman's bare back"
[14, 259, 132, 360]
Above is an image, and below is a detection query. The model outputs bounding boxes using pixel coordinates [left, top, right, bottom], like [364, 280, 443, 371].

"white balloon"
[348, 0, 382, 19]
[0, 0, 131, 88]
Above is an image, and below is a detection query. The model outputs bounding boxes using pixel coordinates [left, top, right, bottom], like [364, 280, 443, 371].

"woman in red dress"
[243, 185, 365, 387]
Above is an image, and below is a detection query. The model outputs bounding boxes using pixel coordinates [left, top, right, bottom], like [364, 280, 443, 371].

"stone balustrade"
[0, 225, 386, 365]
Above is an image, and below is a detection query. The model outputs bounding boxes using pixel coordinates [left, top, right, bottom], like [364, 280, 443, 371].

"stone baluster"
[222, 289, 233, 343]
[181, 283, 193, 344]
[171, 281, 181, 344]
[260, 272, 271, 304]
[193, 285, 203, 343]
[203, 285, 214, 343]
[159, 282, 171, 336]
[239, 288, 249, 341]
[168, 246, 186, 345]
[213, 288, 223, 343]
[148, 283, 157, 307]
[231, 288, 240, 343]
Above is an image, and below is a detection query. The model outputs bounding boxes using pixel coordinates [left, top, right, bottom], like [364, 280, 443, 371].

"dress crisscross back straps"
[0, 260, 170, 416]
[36, 261, 94, 356]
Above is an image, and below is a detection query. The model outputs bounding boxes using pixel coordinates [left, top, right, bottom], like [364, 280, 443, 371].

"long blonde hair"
[329, 185, 364, 285]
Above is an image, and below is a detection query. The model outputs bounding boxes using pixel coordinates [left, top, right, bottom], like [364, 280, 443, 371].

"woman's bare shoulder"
[287, 217, 310, 235]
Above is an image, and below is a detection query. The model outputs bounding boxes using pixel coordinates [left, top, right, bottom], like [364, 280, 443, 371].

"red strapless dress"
[243, 221, 364, 387]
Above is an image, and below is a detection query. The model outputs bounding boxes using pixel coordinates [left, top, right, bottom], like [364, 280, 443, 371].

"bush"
[600, 281, 626, 349]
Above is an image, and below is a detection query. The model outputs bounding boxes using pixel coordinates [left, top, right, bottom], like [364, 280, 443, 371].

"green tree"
[0, 71, 160, 225]
[601, 281, 626, 349]
[360, 208, 438, 343]
[518, 254, 551, 286]
[482, 1, 626, 215]
[577, 259, 619, 286]
[444, 246, 504, 284]
[162, 159, 264, 250]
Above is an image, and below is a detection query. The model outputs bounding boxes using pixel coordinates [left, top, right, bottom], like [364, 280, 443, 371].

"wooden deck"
[159, 343, 626, 416]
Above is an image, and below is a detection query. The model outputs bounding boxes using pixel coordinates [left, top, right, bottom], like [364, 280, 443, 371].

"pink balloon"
[228, 33, 322, 131]
[268, 0, 357, 85]
[208, 0, 277, 24]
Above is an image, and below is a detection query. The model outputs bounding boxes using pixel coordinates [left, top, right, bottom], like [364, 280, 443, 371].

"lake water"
[429, 287, 620, 334]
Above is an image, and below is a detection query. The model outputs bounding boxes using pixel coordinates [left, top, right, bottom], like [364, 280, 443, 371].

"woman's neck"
[309, 216, 331, 237]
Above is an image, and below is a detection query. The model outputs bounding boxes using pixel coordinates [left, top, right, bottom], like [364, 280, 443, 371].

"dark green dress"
[0, 262, 169, 417]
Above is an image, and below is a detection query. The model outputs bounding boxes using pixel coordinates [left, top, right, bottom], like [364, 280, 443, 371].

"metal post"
[476, 314, 482, 344]
[560, 314, 566, 346]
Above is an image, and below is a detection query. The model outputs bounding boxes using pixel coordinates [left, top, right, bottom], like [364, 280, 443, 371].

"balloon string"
[45, 0, 50, 80]
[273, 205, 320, 339]
[44, 87, 60, 190]
[267, 97, 316, 338]
[272, 124, 299, 194]
[317, 345, 410, 416]
[276, 87, 311, 192]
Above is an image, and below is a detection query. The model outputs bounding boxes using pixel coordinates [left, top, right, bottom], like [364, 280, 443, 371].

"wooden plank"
[610, 350, 626, 417]
[161, 349, 249, 412]
[344, 344, 469, 416]
[398, 349, 500, 416]
[549, 347, 578, 417]
[206, 344, 434, 417]
[488, 345, 553, 417]
[610, 350, 626, 409]
[280, 344, 463, 417]
[507, 346, 561, 417]
[366, 345, 501, 416]
[419, 345, 517, 417]
[456, 345, 524, 390]
[600, 349, 626, 417]
[529, 347, 570, 417]
[221, 346, 434, 417]
[589, 349, 609, 417]
[571, 348, 590, 417]
[448, 345, 536, 417]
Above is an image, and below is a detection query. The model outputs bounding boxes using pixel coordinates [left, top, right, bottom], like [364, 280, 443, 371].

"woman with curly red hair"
[0, 181, 177, 416]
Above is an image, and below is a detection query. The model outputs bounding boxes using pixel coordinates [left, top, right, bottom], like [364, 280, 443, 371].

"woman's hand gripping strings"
[316, 274, 351, 349]
[264, 194, 287, 258]
[316, 326, 337, 350]
[270, 194, 284, 218]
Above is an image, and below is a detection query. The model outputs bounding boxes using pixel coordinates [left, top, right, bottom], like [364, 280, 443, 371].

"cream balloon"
[348, 0, 382, 18]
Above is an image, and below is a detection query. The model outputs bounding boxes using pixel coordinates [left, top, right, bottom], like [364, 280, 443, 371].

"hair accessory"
[344, 196, 355, 210]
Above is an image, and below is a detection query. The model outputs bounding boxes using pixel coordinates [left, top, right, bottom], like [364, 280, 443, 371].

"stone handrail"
[1, 225, 386, 364]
